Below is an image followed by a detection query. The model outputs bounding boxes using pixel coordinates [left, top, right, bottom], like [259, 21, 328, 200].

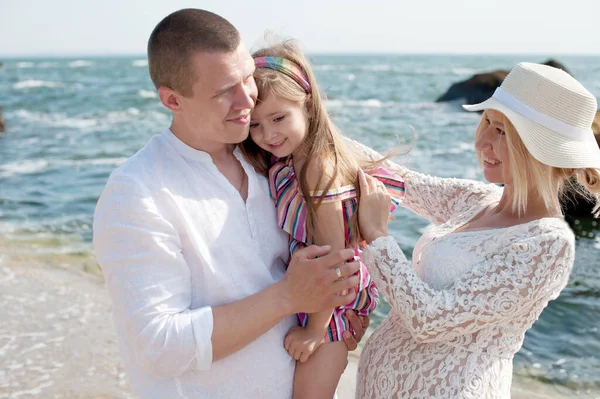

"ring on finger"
[335, 267, 342, 279]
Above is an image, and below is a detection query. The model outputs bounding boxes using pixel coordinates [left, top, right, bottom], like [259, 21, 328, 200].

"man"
[93, 8, 368, 398]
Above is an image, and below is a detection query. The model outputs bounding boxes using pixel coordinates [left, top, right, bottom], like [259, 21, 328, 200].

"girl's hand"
[358, 169, 391, 244]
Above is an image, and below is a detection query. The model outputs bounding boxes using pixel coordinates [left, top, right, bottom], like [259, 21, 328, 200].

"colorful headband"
[253, 56, 311, 94]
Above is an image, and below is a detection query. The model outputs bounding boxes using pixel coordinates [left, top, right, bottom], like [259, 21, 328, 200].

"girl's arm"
[347, 137, 502, 225]
[304, 161, 348, 336]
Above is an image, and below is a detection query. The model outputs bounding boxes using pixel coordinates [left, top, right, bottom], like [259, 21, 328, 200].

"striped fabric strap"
[254, 56, 311, 93]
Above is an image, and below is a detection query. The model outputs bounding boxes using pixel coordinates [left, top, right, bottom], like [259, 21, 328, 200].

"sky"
[1, 0, 599, 57]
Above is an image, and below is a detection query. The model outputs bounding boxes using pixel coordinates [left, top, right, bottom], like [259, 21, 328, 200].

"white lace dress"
[356, 168, 575, 399]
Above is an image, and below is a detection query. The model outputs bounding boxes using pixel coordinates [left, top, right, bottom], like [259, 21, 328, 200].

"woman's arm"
[347, 137, 501, 225]
[362, 231, 574, 343]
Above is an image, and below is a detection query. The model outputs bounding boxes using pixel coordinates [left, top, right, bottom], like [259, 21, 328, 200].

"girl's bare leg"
[292, 340, 348, 399]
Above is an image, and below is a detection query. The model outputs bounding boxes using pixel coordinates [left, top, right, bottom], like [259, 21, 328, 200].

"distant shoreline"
[2, 52, 600, 60]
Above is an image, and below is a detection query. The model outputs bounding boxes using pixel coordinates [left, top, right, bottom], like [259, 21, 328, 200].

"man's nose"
[234, 79, 257, 110]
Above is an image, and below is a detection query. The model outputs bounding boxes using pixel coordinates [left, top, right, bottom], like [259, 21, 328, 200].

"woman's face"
[474, 109, 511, 185]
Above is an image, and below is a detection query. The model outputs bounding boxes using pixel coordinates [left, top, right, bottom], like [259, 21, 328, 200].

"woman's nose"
[475, 127, 492, 151]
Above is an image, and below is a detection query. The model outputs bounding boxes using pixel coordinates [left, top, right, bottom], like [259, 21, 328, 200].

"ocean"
[1, 54, 599, 397]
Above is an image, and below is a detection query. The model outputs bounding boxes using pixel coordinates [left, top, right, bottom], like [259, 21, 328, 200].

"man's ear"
[158, 86, 182, 113]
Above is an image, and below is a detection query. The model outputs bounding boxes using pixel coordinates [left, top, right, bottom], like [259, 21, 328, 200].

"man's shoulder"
[108, 131, 170, 185]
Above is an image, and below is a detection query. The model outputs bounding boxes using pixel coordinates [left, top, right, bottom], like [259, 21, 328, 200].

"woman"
[354, 62, 600, 398]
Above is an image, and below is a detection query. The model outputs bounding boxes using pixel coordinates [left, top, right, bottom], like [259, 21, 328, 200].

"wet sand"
[0, 260, 565, 399]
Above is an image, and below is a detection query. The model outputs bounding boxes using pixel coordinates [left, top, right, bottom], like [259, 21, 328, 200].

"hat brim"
[463, 99, 600, 169]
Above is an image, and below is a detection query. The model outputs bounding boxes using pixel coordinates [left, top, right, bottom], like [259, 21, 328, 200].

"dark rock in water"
[436, 59, 570, 105]
[0, 106, 5, 133]
[436, 70, 508, 104]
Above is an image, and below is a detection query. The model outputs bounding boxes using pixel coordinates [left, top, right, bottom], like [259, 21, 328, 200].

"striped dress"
[269, 156, 405, 342]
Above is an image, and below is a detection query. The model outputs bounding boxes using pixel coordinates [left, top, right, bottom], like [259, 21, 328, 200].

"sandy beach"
[0, 260, 571, 399]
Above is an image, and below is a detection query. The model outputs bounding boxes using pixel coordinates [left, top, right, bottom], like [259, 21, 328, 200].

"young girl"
[240, 41, 405, 398]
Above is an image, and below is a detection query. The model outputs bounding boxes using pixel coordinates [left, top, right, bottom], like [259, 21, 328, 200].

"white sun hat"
[463, 62, 600, 169]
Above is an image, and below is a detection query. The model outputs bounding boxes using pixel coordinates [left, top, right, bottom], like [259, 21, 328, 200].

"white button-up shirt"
[93, 129, 297, 398]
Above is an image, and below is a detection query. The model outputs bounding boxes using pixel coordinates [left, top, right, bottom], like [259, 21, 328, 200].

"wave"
[138, 89, 157, 99]
[16, 62, 34, 68]
[11, 110, 98, 129]
[452, 67, 478, 76]
[12, 80, 83, 90]
[0, 157, 127, 178]
[0, 160, 49, 178]
[326, 99, 393, 108]
[132, 59, 148, 67]
[325, 99, 440, 110]
[13, 80, 63, 90]
[68, 60, 93, 68]
[38, 62, 59, 68]
[11, 109, 168, 129]
[314, 64, 481, 76]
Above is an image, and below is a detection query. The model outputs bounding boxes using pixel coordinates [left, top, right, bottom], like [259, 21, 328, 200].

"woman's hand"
[342, 311, 370, 351]
[358, 169, 391, 244]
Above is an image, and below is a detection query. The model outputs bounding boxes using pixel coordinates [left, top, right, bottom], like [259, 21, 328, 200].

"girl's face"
[474, 109, 511, 185]
[249, 93, 309, 158]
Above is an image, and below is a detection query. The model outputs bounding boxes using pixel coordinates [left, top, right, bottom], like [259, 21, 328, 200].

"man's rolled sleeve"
[93, 173, 214, 377]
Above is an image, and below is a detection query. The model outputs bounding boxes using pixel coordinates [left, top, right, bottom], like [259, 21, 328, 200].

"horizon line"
[2, 51, 600, 59]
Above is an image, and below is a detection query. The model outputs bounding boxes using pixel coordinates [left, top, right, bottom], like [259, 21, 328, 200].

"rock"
[436, 59, 570, 104]
[436, 70, 508, 104]
[0, 106, 5, 133]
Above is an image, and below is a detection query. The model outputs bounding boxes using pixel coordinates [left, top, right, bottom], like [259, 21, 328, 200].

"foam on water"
[68, 60, 94, 68]
[16, 62, 34, 68]
[13, 80, 63, 90]
[132, 59, 148, 67]
[11, 110, 98, 129]
[0, 157, 127, 178]
[0, 159, 49, 178]
[138, 89, 157, 98]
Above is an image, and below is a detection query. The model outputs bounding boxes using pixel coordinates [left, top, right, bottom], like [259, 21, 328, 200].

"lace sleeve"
[345, 137, 501, 224]
[361, 233, 574, 343]
[397, 171, 501, 225]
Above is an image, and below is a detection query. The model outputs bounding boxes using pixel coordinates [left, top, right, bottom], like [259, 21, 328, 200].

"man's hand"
[279, 245, 360, 315]
[342, 311, 370, 351]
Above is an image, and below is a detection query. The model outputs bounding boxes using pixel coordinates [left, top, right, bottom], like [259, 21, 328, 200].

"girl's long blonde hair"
[240, 40, 389, 247]
[475, 111, 600, 217]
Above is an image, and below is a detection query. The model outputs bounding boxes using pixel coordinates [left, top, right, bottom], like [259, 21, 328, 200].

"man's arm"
[211, 246, 358, 361]
[93, 175, 359, 377]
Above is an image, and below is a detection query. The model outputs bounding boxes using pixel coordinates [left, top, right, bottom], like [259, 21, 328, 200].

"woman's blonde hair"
[240, 40, 388, 247]
[475, 111, 600, 217]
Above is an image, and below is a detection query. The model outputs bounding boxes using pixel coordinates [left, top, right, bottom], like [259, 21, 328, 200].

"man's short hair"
[148, 9, 240, 97]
